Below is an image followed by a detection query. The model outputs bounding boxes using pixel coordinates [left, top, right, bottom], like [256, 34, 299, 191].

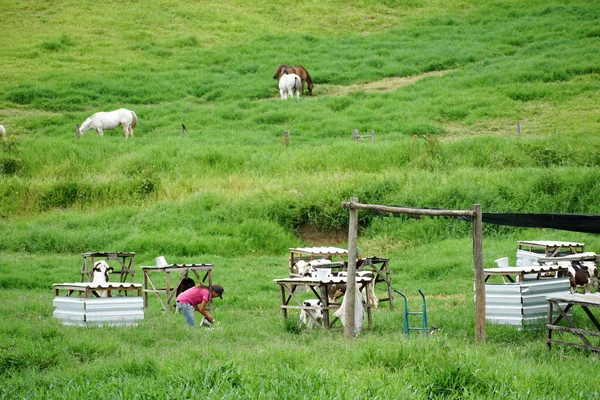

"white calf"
[299, 299, 323, 329]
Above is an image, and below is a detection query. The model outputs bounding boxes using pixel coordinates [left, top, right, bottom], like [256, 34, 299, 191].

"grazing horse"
[278, 72, 302, 100]
[76, 108, 138, 138]
[273, 64, 314, 95]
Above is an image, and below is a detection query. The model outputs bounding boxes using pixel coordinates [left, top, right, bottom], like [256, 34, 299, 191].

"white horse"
[76, 108, 138, 138]
[278, 72, 302, 100]
[0, 125, 5, 137]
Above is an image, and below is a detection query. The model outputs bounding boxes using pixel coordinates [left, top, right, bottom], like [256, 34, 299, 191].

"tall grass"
[1, 0, 600, 398]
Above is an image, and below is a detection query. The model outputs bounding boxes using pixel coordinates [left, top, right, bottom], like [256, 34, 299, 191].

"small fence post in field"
[353, 129, 374, 143]
[75, 124, 80, 139]
[181, 124, 186, 138]
[283, 130, 290, 146]
[516, 121, 521, 137]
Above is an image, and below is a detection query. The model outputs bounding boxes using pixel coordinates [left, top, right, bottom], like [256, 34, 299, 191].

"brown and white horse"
[273, 65, 314, 95]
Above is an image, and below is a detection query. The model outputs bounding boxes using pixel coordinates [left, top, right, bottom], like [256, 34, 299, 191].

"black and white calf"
[299, 299, 323, 329]
[567, 261, 598, 294]
[92, 260, 114, 297]
[92, 260, 114, 284]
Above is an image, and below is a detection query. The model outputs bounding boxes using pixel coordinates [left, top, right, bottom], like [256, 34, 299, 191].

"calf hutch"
[52, 251, 143, 326]
[288, 246, 394, 309]
[80, 251, 136, 283]
[485, 240, 598, 328]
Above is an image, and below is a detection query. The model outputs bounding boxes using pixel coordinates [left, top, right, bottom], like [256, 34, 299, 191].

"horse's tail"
[294, 76, 302, 92]
[130, 111, 138, 129]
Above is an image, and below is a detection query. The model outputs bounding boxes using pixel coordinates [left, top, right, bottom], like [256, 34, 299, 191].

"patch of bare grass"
[318, 70, 452, 96]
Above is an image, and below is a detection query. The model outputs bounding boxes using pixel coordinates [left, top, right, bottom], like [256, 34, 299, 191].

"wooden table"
[546, 293, 600, 353]
[484, 265, 568, 283]
[53, 282, 142, 298]
[274, 276, 373, 329]
[141, 264, 213, 311]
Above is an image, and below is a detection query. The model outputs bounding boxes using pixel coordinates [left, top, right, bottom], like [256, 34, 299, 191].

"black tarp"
[482, 212, 600, 234]
[372, 206, 600, 234]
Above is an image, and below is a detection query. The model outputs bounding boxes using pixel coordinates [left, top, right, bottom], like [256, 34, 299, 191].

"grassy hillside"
[1, 0, 600, 398]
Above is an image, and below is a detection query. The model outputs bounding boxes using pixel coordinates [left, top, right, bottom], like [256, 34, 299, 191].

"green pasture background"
[1, 0, 600, 398]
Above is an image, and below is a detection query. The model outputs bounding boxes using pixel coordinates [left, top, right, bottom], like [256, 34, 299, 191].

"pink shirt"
[176, 286, 211, 306]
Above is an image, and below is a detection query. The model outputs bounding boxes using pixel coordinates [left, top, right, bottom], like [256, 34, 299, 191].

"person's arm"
[193, 300, 213, 323]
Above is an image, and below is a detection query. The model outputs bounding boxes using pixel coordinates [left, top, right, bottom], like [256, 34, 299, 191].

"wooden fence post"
[75, 124, 80, 139]
[370, 130, 375, 144]
[516, 121, 521, 137]
[181, 124, 186, 138]
[345, 197, 359, 339]
[473, 203, 486, 344]
[284, 130, 290, 146]
[353, 129, 358, 142]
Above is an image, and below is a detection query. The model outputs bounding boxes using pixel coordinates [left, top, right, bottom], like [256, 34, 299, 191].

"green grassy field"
[1, 0, 600, 398]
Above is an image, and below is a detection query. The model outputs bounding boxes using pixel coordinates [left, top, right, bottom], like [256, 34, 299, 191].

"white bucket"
[315, 268, 330, 279]
[155, 256, 168, 268]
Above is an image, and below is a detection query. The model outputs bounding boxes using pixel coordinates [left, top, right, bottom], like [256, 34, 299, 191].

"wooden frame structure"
[484, 265, 569, 283]
[289, 247, 394, 309]
[81, 252, 136, 283]
[342, 198, 484, 343]
[141, 264, 213, 311]
[546, 293, 600, 353]
[517, 240, 585, 257]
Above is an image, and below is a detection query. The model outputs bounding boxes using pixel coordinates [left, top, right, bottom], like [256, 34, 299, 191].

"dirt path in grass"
[316, 69, 452, 96]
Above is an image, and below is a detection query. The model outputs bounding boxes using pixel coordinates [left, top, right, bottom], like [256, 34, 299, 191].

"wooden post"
[345, 197, 359, 339]
[472, 203, 486, 344]
[516, 121, 521, 136]
[284, 130, 290, 146]
[353, 129, 359, 142]
[370, 130, 375, 144]
[75, 124, 80, 138]
[181, 124, 186, 138]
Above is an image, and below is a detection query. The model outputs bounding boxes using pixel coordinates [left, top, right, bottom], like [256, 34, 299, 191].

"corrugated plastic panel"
[53, 296, 144, 326]
[484, 278, 570, 328]
[290, 247, 348, 255]
[518, 240, 585, 247]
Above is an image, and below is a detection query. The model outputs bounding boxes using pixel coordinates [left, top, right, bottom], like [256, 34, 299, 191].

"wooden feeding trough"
[288, 246, 394, 309]
[81, 251, 136, 283]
